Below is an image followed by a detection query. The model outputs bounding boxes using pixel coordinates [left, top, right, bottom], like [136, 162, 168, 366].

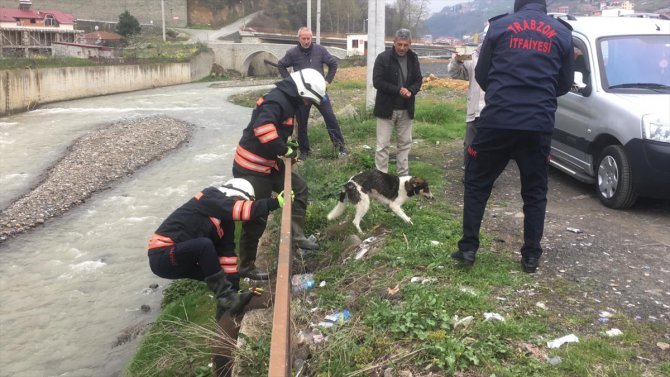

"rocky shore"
[0, 115, 192, 243]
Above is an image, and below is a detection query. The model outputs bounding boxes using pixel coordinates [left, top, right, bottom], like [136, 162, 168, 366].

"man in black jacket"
[452, 0, 574, 273]
[277, 27, 348, 159]
[372, 28, 423, 177]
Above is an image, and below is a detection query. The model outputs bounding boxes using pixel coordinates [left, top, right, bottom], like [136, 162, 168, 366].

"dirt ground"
[441, 140, 670, 323]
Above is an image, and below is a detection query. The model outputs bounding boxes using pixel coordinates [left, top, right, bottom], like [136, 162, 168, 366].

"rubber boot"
[239, 263, 270, 281]
[292, 214, 319, 250]
[205, 271, 245, 319]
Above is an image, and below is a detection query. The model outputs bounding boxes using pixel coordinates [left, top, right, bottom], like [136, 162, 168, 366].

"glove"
[248, 287, 264, 296]
[277, 190, 294, 208]
[286, 138, 299, 149]
[284, 146, 298, 159]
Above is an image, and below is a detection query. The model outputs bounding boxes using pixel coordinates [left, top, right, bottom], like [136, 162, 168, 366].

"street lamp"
[161, 0, 166, 41]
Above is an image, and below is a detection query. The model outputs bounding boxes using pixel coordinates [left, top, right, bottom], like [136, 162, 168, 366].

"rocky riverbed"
[0, 115, 192, 243]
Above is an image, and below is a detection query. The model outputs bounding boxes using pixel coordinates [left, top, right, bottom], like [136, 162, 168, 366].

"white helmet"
[218, 178, 255, 200]
[290, 68, 326, 105]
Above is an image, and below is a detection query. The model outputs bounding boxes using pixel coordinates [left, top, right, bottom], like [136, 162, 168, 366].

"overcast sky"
[426, 0, 467, 14]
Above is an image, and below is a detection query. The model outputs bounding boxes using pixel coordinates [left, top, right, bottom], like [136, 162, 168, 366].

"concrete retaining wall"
[0, 51, 214, 116]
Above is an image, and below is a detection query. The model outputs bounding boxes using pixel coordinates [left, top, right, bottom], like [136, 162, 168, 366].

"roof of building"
[81, 31, 122, 40]
[0, 7, 76, 24]
[52, 41, 112, 51]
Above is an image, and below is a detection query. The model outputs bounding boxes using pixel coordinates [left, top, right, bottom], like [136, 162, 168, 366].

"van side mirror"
[573, 71, 592, 97]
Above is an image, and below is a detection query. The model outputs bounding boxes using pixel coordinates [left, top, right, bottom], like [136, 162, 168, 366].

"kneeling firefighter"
[147, 178, 291, 319]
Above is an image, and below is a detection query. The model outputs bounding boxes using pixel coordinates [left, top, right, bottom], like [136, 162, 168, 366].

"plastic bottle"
[291, 273, 314, 293]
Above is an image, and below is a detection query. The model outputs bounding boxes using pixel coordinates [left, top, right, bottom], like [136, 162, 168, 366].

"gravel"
[0, 115, 193, 243]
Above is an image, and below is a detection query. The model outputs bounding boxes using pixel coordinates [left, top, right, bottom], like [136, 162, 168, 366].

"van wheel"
[595, 145, 637, 209]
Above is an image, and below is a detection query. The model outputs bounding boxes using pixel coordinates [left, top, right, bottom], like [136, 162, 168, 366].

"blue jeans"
[295, 95, 346, 154]
[458, 128, 551, 260]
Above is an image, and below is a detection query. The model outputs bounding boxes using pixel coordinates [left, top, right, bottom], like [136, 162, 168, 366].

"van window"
[599, 35, 670, 89]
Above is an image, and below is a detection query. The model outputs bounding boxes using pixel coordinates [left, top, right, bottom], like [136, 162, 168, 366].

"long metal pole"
[161, 0, 166, 42]
[306, 0, 311, 30]
[268, 158, 293, 377]
[366, 0, 385, 108]
[316, 0, 321, 45]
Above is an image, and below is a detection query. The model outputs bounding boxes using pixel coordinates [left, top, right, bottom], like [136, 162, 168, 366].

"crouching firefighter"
[232, 68, 326, 281]
[147, 178, 290, 319]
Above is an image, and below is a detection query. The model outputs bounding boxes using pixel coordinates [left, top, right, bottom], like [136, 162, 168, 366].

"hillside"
[426, 0, 669, 39]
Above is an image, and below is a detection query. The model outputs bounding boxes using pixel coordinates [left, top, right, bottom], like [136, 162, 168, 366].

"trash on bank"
[605, 328, 623, 337]
[484, 312, 505, 321]
[547, 356, 562, 365]
[354, 236, 380, 260]
[566, 227, 583, 234]
[317, 310, 351, 328]
[547, 334, 579, 349]
[292, 273, 315, 293]
[410, 276, 437, 284]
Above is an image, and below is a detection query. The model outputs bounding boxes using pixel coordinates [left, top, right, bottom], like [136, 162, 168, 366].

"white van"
[550, 16, 670, 209]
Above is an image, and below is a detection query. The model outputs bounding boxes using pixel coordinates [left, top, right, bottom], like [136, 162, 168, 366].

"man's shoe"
[338, 145, 349, 158]
[451, 250, 476, 266]
[294, 235, 319, 251]
[521, 257, 539, 273]
[239, 266, 270, 281]
[297, 152, 310, 162]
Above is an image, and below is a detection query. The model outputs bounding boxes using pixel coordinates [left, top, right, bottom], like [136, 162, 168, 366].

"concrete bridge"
[208, 41, 347, 77]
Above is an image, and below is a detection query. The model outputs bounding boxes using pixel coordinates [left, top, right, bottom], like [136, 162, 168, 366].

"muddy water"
[0, 82, 271, 377]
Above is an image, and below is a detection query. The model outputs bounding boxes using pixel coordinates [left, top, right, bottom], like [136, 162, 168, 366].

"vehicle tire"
[595, 145, 637, 209]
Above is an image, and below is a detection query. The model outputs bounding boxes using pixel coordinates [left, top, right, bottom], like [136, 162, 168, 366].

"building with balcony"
[0, 0, 81, 57]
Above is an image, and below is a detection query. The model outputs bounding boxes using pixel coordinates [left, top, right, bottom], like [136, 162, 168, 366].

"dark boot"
[451, 250, 476, 266]
[205, 271, 245, 319]
[521, 257, 539, 273]
[292, 214, 319, 250]
[239, 264, 270, 281]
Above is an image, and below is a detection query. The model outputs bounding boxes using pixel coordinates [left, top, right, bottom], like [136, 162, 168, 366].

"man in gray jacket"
[447, 24, 487, 171]
[277, 27, 348, 160]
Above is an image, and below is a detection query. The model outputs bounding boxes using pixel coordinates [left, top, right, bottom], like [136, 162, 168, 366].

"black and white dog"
[327, 169, 433, 233]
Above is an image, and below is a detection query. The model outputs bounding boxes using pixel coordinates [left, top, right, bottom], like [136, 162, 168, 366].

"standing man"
[277, 27, 348, 160]
[147, 178, 286, 319]
[372, 28, 423, 177]
[447, 24, 488, 172]
[451, 0, 574, 273]
[232, 68, 325, 280]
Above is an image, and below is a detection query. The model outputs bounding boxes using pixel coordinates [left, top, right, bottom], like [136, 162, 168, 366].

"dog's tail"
[327, 182, 358, 221]
[327, 190, 347, 220]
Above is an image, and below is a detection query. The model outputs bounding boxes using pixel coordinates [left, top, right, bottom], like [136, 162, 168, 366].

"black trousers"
[295, 94, 346, 154]
[233, 162, 309, 267]
[458, 128, 551, 260]
[148, 238, 220, 281]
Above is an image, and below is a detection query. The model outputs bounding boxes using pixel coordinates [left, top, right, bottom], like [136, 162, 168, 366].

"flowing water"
[0, 82, 272, 377]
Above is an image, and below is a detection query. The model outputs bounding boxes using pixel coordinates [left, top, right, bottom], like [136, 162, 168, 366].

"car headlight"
[642, 114, 670, 143]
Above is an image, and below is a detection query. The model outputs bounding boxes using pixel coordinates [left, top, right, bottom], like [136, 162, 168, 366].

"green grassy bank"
[124, 79, 670, 377]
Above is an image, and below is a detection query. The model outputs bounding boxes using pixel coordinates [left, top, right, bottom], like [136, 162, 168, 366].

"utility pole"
[161, 0, 166, 42]
[366, 0, 385, 108]
[316, 0, 321, 44]
[306, 0, 311, 30]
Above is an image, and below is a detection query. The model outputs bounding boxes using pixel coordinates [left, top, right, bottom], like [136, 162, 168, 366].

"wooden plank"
[268, 157, 293, 376]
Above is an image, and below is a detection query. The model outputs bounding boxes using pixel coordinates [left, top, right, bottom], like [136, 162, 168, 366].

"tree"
[116, 10, 141, 37]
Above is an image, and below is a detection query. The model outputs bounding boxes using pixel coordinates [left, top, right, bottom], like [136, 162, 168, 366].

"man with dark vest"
[277, 27, 348, 160]
[451, 0, 574, 273]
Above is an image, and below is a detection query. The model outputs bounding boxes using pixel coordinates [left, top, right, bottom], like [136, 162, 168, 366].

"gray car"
[550, 16, 670, 209]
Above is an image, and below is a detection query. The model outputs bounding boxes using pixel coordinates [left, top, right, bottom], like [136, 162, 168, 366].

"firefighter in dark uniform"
[451, 0, 574, 273]
[147, 178, 287, 319]
[233, 68, 326, 280]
